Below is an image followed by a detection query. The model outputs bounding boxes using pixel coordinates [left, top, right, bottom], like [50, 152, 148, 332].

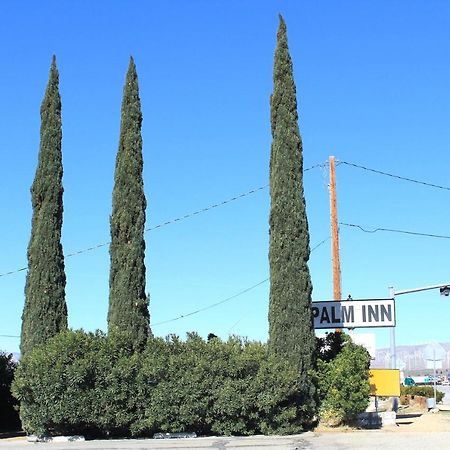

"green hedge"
[13, 330, 316, 437]
[400, 385, 445, 403]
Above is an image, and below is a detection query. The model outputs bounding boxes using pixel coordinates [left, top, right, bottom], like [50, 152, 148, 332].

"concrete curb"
[27, 435, 85, 443]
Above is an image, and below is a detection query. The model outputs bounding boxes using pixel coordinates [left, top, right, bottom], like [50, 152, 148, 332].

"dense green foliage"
[400, 385, 444, 403]
[21, 56, 67, 356]
[13, 330, 314, 437]
[268, 15, 315, 383]
[0, 353, 21, 431]
[316, 334, 371, 425]
[108, 57, 149, 347]
[13, 330, 144, 436]
[315, 331, 345, 363]
[133, 333, 314, 436]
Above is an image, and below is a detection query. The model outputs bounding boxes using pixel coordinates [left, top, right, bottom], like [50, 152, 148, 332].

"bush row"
[400, 385, 445, 403]
[12, 330, 316, 437]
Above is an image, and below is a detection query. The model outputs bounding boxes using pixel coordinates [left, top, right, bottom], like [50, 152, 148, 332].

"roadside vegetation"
[12, 330, 316, 437]
[9, 330, 370, 437]
[0, 352, 21, 432]
[6, 16, 373, 438]
[400, 385, 445, 404]
[315, 333, 371, 427]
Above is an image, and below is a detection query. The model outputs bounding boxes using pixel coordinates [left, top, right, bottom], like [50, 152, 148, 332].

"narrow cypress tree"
[268, 16, 316, 373]
[108, 57, 150, 346]
[21, 56, 67, 356]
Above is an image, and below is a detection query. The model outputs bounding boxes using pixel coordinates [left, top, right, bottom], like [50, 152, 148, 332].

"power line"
[0, 236, 331, 339]
[151, 279, 269, 327]
[338, 160, 450, 192]
[0, 163, 325, 279]
[228, 237, 331, 333]
[340, 222, 450, 240]
[145, 184, 268, 233]
[152, 235, 330, 329]
[0, 267, 27, 278]
[311, 236, 331, 251]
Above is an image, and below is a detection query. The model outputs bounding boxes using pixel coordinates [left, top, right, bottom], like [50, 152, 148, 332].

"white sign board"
[312, 299, 395, 329]
[348, 332, 376, 359]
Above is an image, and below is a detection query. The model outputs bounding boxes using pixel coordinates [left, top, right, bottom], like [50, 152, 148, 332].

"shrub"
[316, 333, 371, 426]
[13, 329, 146, 437]
[13, 330, 106, 436]
[0, 352, 21, 431]
[13, 330, 315, 437]
[400, 385, 444, 403]
[133, 333, 314, 436]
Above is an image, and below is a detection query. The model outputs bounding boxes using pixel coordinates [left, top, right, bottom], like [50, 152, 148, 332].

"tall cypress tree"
[108, 57, 150, 346]
[268, 16, 316, 374]
[21, 56, 67, 356]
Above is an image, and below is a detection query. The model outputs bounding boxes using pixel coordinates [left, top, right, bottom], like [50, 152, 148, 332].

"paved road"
[2, 432, 450, 450]
[2, 410, 450, 450]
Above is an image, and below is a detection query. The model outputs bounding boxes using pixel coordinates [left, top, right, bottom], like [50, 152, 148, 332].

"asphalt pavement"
[2, 431, 450, 450]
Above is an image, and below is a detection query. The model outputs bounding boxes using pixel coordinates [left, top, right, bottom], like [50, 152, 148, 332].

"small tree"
[108, 57, 150, 347]
[21, 56, 67, 356]
[316, 334, 371, 426]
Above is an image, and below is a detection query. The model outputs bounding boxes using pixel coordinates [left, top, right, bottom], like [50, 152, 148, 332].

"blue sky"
[1, 1, 450, 357]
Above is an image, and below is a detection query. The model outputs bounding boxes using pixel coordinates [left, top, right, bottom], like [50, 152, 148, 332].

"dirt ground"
[315, 405, 450, 433]
[396, 409, 450, 432]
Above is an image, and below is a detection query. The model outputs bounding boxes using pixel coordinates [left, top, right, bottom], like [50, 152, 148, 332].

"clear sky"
[1, 1, 450, 357]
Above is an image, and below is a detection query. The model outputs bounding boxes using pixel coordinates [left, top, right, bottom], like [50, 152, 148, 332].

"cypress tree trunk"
[268, 16, 316, 374]
[21, 56, 67, 356]
[108, 57, 150, 346]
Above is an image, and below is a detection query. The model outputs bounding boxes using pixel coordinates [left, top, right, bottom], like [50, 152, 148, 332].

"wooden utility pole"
[329, 156, 342, 302]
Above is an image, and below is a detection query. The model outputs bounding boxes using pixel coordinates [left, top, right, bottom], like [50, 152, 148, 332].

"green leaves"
[268, 16, 315, 416]
[13, 331, 313, 437]
[401, 385, 444, 403]
[108, 57, 149, 348]
[21, 56, 67, 356]
[316, 334, 371, 425]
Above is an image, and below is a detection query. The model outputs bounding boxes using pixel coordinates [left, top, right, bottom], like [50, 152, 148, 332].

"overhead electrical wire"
[338, 160, 450, 192]
[150, 279, 269, 328]
[340, 222, 450, 240]
[151, 235, 330, 328]
[3, 157, 450, 336]
[1, 236, 331, 339]
[2, 159, 448, 280]
[227, 236, 331, 333]
[0, 163, 326, 279]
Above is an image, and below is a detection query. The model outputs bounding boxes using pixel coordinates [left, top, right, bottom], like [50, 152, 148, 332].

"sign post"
[424, 342, 446, 406]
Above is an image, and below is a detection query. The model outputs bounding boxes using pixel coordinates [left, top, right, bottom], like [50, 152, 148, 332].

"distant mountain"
[371, 342, 450, 372]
